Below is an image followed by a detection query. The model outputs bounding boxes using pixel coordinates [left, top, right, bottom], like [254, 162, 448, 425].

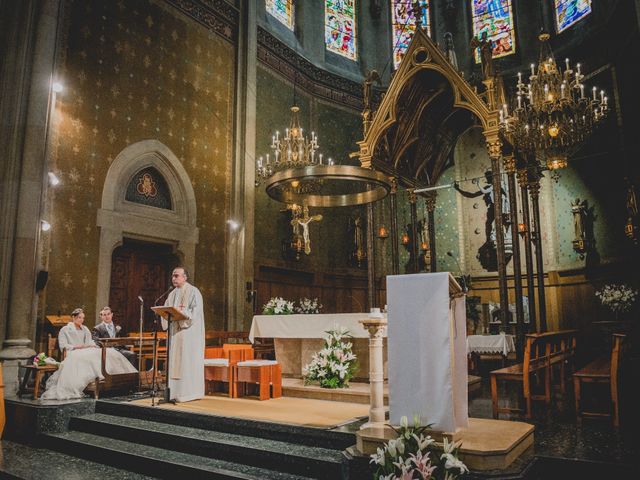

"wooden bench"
[490, 330, 579, 419]
[573, 333, 627, 427]
[490, 334, 550, 419]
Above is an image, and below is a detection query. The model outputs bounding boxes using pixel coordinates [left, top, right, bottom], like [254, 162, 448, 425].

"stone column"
[389, 178, 400, 275]
[0, 0, 62, 394]
[518, 169, 537, 332]
[484, 136, 509, 329]
[409, 189, 419, 273]
[504, 155, 525, 359]
[359, 316, 387, 428]
[528, 177, 547, 332]
[424, 191, 437, 272]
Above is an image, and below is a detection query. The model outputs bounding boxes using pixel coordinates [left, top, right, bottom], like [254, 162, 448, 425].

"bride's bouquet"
[32, 352, 59, 366]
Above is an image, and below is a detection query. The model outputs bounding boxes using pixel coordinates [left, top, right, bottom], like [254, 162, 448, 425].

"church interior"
[1, 0, 639, 478]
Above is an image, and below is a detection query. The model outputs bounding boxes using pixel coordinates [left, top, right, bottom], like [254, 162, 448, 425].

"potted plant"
[302, 326, 357, 388]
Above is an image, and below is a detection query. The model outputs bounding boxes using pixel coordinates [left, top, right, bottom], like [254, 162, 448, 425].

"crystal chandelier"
[256, 105, 331, 185]
[500, 33, 608, 170]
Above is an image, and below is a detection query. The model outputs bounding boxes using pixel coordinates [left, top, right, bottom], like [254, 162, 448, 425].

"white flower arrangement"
[595, 284, 638, 314]
[296, 297, 322, 314]
[302, 326, 357, 389]
[371, 415, 468, 480]
[262, 297, 295, 315]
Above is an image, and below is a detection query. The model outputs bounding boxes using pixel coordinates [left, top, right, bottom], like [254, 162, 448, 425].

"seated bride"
[41, 308, 137, 400]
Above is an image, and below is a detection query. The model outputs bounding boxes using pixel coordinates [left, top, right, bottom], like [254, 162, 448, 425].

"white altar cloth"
[467, 334, 515, 356]
[387, 272, 468, 433]
[249, 313, 386, 343]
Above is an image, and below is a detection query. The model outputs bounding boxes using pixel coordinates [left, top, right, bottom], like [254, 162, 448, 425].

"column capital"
[424, 191, 437, 212]
[486, 138, 503, 159]
[503, 154, 516, 174]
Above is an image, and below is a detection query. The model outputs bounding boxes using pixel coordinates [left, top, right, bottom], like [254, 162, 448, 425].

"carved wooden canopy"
[357, 29, 500, 189]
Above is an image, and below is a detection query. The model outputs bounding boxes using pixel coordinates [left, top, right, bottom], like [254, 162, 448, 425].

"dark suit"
[92, 322, 137, 367]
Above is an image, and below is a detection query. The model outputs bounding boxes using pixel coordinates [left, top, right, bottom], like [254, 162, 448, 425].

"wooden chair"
[252, 337, 275, 360]
[18, 364, 58, 399]
[204, 346, 251, 397]
[490, 334, 550, 419]
[47, 334, 59, 360]
[573, 333, 627, 427]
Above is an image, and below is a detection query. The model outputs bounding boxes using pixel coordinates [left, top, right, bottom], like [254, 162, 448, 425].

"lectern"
[150, 306, 186, 404]
[387, 272, 468, 433]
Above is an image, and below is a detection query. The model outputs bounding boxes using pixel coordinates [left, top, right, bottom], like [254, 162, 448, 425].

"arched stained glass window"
[555, 0, 591, 33]
[391, 1, 430, 69]
[266, 0, 294, 30]
[471, 0, 516, 63]
[325, 0, 357, 60]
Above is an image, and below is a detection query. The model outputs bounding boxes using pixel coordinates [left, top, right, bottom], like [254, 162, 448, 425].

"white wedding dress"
[41, 348, 137, 400]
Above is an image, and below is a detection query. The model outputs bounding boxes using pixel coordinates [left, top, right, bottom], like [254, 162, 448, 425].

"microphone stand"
[151, 286, 173, 406]
[137, 296, 144, 391]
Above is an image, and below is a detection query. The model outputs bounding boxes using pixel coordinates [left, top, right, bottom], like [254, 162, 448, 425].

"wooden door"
[109, 240, 178, 333]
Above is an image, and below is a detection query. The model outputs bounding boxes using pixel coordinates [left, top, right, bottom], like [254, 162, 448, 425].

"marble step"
[70, 413, 348, 480]
[96, 398, 355, 450]
[43, 430, 314, 480]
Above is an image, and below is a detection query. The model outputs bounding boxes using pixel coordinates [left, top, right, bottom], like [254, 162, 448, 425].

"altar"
[249, 313, 387, 381]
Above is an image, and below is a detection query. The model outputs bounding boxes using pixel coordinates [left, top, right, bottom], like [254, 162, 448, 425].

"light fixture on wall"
[377, 197, 389, 239]
[41, 220, 51, 232]
[48, 172, 60, 186]
[500, 33, 608, 170]
[227, 219, 240, 230]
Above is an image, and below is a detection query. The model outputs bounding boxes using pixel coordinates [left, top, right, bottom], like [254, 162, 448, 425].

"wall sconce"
[517, 222, 527, 237]
[41, 220, 51, 232]
[226, 219, 240, 230]
[52, 81, 64, 93]
[401, 232, 410, 245]
[377, 225, 389, 239]
[48, 172, 60, 186]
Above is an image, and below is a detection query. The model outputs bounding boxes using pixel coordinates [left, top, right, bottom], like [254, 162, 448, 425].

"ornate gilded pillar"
[485, 136, 509, 329]
[389, 178, 400, 275]
[517, 169, 537, 332]
[366, 200, 376, 309]
[504, 155, 525, 359]
[408, 189, 419, 273]
[425, 191, 437, 272]
[528, 176, 547, 332]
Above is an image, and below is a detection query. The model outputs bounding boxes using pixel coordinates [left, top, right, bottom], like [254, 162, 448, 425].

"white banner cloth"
[249, 313, 386, 343]
[387, 272, 468, 433]
[466, 334, 515, 356]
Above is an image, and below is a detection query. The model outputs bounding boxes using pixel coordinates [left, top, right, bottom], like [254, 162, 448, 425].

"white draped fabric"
[248, 313, 383, 343]
[163, 282, 205, 402]
[387, 272, 468, 433]
[41, 348, 137, 400]
[467, 333, 515, 356]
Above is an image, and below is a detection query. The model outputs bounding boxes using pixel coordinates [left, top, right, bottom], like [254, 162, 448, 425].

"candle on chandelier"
[561, 83, 566, 98]
[499, 110, 505, 123]
[276, 131, 280, 141]
[576, 63, 581, 75]
[580, 84, 585, 98]
[530, 63, 535, 77]
[258, 157, 263, 168]
[592, 86, 597, 101]
[517, 72, 522, 84]
[517, 95, 522, 109]
[565, 58, 570, 71]
[319, 153, 323, 165]
[600, 90, 605, 103]
[266, 153, 270, 165]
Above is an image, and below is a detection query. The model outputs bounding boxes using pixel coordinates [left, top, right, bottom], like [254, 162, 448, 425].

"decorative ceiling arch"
[357, 28, 498, 188]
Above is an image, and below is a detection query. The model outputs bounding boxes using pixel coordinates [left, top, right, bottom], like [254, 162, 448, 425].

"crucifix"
[291, 205, 323, 255]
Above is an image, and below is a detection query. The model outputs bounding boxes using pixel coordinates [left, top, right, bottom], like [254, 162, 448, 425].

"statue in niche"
[444, 32, 458, 70]
[470, 31, 495, 80]
[455, 170, 512, 271]
[363, 70, 381, 125]
[571, 198, 588, 258]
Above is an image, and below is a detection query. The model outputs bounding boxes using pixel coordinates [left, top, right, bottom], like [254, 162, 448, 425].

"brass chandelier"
[500, 33, 608, 170]
[256, 104, 390, 207]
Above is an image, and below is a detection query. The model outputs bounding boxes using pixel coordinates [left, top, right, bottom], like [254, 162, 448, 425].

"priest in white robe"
[163, 267, 205, 402]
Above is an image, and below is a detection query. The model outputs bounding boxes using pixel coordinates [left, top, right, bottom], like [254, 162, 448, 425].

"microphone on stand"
[447, 251, 469, 292]
[154, 286, 174, 306]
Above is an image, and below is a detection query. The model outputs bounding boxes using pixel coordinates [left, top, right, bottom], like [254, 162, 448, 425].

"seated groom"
[92, 306, 137, 367]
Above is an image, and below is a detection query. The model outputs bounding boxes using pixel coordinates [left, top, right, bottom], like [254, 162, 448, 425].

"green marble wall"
[254, 65, 365, 272]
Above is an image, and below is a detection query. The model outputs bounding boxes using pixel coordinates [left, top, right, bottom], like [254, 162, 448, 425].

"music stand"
[150, 306, 186, 405]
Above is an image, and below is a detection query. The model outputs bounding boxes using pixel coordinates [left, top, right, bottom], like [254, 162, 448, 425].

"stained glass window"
[391, 1, 430, 69]
[325, 0, 357, 60]
[471, 0, 516, 63]
[555, 0, 591, 33]
[266, 0, 294, 30]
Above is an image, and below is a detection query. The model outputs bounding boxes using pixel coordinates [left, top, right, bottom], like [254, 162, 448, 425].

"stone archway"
[95, 140, 199, 312]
